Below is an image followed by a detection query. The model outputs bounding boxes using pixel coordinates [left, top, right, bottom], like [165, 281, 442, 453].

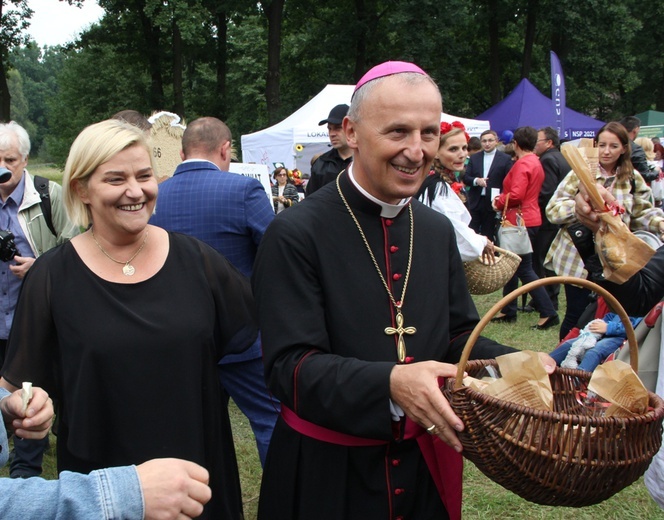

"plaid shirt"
[544, 169, 664, 277]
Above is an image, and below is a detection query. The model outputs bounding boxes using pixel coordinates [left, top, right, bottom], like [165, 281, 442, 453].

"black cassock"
[253, 171, 514, 520]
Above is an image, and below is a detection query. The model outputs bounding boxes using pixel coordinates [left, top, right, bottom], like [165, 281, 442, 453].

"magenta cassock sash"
[281, 406, 462, 520]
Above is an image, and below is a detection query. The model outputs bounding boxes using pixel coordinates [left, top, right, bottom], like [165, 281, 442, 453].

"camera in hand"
[0, 167, 11, 184]
[0, 230, 19, 262]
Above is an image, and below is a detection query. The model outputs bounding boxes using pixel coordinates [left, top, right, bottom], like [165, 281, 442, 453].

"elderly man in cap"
[253, 61, 547, 520]
[304, 103, 352, 195]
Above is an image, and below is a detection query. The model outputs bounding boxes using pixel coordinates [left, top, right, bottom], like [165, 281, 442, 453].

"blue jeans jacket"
[0, 388, 144, 519]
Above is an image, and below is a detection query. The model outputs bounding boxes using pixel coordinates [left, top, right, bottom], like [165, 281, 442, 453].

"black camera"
[0, 230, 19, 262]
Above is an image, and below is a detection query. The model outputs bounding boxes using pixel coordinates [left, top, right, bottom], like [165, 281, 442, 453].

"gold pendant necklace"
[91, 227, 149, 276]
[336, 176, 416, 362]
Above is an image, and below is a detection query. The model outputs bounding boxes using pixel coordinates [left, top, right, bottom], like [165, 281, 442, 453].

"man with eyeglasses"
[463, 129, 513, 241]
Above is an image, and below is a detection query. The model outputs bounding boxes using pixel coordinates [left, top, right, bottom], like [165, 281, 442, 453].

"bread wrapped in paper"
[588, 360, 649, 416]
[561, 145, 656, 283]
[465, 351, 553, 411]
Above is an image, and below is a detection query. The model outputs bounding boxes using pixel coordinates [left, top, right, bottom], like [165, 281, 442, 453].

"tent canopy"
[635, 110, 664, 126]
[241, 84, 490, 175]
[476, 78, 604, 141]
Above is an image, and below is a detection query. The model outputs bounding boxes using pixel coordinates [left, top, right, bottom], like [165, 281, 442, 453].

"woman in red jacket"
[491, 126, 559, 329]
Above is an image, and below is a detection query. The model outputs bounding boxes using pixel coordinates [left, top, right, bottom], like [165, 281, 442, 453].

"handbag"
[651, 178, 664, 202]
[616, 301, 663, 392]
[496, 193, 533, 255]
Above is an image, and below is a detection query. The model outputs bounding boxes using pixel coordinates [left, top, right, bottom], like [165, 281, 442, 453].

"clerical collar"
[347, 164, 410, 218]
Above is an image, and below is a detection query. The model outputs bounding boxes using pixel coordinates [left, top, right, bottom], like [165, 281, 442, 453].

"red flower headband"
[440, 121, 470, 142]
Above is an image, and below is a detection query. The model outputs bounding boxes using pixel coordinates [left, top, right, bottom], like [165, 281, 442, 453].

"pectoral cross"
[384, 307, 416, 363]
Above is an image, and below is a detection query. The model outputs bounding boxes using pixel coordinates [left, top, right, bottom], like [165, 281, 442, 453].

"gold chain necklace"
[336, 176, 416, 362]
[91, 227, 149, 276]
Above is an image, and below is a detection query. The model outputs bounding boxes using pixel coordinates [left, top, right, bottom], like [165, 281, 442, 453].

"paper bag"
[478, 351, 553, 411]
[561, 145, 656, 283]
[588, 360, 649, 416]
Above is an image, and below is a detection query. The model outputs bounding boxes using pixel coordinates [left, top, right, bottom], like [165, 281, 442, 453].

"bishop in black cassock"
[253, 168, 518, 519]
[252, 62, 519, 520]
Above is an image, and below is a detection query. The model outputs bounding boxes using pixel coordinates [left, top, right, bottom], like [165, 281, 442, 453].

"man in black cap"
[305, 103, 353, 196]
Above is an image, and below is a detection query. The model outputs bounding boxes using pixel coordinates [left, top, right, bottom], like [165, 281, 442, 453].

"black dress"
[2, 232, 257, 519]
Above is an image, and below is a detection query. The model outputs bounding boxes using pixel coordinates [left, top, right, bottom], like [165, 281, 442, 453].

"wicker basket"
[442, 276, 664, 507]
[463, 246, 521, 295]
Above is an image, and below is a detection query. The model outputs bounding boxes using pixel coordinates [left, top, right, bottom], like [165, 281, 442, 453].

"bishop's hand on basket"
[390, 361, 465, 452]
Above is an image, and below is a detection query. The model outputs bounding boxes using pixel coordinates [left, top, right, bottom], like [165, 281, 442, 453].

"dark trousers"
[469, 197, 499, 242]
[560, 285, 592, 341]
[10, 436, 49, 478]
[0, 338, 49, 478]
[0, 338, 5, 370]
[501, 227, 558, 319]
[218, 357, 280, 468]
[531, 223, 560, 309]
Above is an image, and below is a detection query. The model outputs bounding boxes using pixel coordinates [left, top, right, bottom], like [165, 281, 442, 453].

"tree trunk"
[214, 10, 228, 119]
[172, 20, 184, 116]
[0, 0, 9, 121]
[521, 0, 538, 78]
[263, 0, 284, 125]
[137, 6, 165, 110]
[488, 0, 501, 103]
[0, 57, 10, 122]
[352, 0, 381, 82]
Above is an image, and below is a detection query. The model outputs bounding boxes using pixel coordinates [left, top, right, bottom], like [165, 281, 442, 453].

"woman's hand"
[481, 240, 495, 265]
[574, 183, 616, 233]
[0, 386, 53, 439]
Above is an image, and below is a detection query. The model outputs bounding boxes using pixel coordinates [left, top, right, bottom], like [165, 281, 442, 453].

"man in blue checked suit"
[150, 117, 278, 466]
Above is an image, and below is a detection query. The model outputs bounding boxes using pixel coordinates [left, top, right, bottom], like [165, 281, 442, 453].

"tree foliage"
[0, 0, 32, 119]
[6, 0, 664, 164]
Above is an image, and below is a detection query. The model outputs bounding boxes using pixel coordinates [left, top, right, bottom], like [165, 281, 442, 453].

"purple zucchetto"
[353, 61, 428, 95]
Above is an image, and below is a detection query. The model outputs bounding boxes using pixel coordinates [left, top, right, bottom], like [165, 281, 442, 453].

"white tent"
[241, 84, 491, 175]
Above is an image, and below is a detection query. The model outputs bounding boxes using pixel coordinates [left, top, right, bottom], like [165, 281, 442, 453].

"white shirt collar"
[484, 149, 497, 157]
[181, 158, 221, 170]
[347, 164, 410, 218]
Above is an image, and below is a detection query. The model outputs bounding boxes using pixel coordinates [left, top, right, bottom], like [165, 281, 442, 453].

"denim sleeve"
[0, 387, 9, 467]
[0, 465, 144, 519]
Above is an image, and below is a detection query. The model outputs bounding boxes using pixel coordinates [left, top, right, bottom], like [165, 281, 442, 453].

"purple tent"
[476, 78, 604, 140]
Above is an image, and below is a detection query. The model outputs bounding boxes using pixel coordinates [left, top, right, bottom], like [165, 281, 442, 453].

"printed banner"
[550, 51, 566, 138]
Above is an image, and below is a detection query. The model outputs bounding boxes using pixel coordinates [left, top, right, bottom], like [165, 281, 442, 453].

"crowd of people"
[0, 58, 661, 519]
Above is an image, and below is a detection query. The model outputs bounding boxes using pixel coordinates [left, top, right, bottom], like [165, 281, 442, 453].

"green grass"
[10, 288, 663, 520]
[29, 162, 64, 184]
[463, 289, 664, 519]
[3, 198, 662, 518]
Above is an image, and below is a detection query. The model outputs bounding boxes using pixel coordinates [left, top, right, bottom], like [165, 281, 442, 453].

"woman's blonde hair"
[63, 119, 153, 228]
[635, 136, 655, 161]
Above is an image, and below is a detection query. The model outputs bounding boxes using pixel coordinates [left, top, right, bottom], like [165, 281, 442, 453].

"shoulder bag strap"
[501, 193, 510, 223]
